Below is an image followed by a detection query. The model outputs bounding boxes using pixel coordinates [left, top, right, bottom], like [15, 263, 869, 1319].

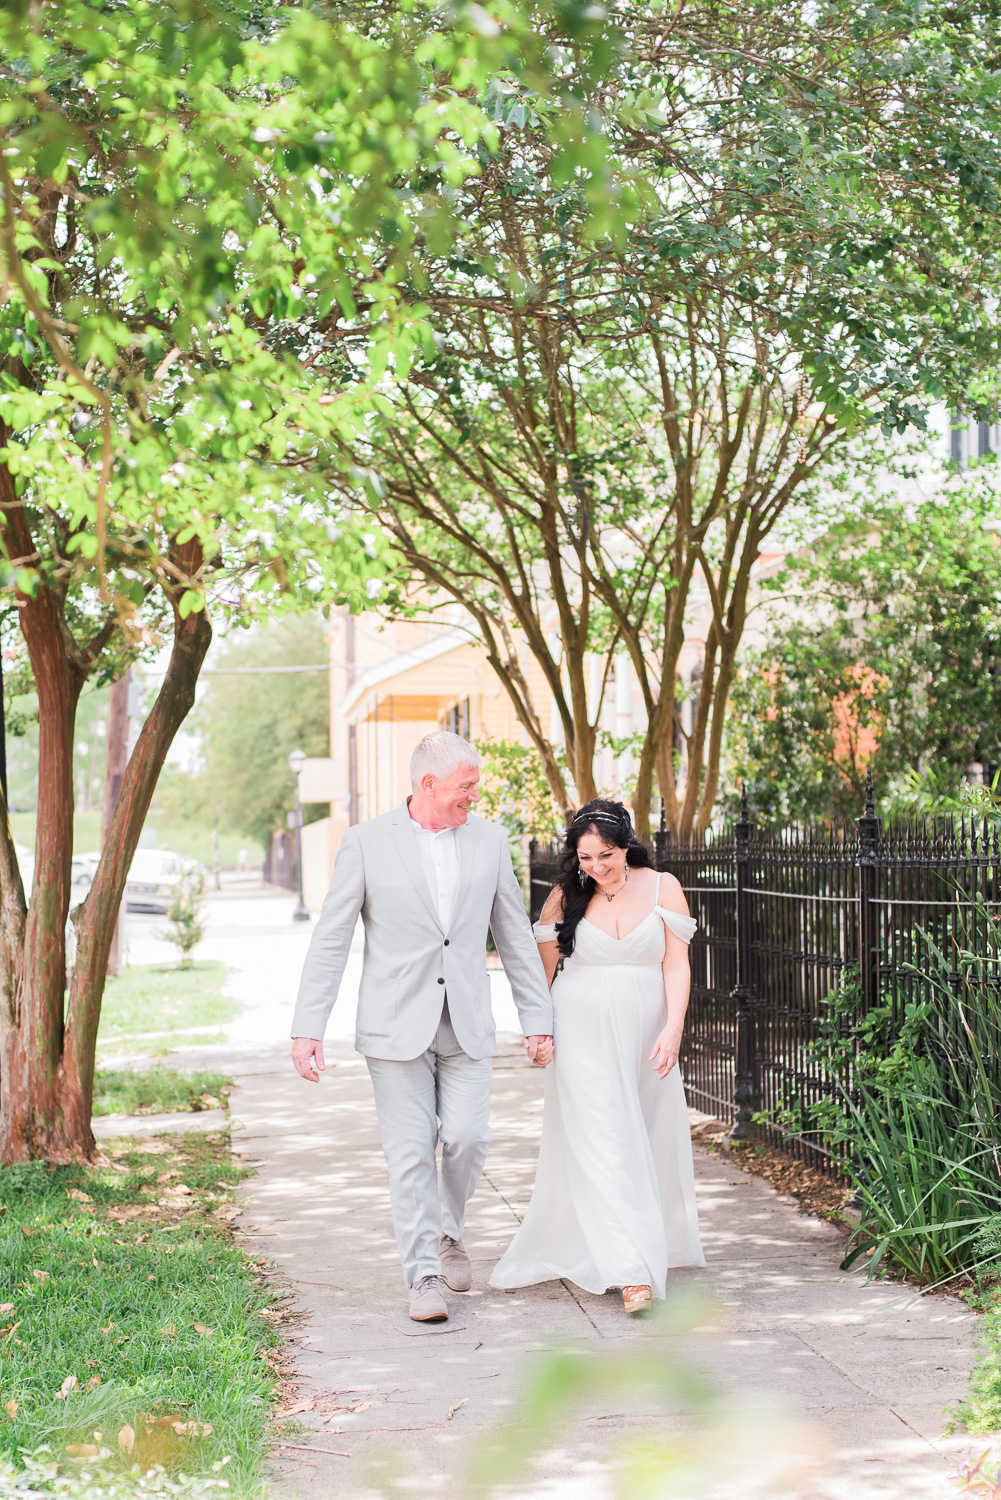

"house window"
[446, 698, 471, 738]
[950, 412, 1000, 467]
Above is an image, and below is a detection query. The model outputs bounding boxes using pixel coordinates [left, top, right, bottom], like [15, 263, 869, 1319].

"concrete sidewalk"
[130, 886, 982, 1497]
[226, 1037, 982, 1500]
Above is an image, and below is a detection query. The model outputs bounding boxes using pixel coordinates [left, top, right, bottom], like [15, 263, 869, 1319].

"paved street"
[137, 882, 983, 1499]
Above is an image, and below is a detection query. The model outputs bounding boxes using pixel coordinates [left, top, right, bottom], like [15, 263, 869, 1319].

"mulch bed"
[690, 1118, 856, 1233]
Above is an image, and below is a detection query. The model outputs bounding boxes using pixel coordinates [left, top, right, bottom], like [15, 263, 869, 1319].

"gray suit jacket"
[291, 806, 554, 1060]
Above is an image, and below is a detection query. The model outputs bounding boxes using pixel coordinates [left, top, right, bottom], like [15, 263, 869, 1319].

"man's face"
[424, 763, 481, 829]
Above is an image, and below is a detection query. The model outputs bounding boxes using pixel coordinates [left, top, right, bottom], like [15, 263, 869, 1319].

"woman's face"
[575, 829, 627, 889]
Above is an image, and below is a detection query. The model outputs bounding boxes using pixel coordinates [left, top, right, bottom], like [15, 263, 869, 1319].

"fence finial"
[864, 767, 875, 819]
[659, 797, 666, 833]
[740, 782, 749, 821]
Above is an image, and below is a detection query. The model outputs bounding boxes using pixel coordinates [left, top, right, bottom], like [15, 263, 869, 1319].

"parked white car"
[71, 851, 100, 900]
[13, 845, 95, 906]
[124, 849, 193, 914]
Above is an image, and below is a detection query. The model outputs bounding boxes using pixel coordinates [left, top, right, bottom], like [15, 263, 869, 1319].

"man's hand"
[525, 1034, 554, 1067]
[292, 1036, 325, 1082]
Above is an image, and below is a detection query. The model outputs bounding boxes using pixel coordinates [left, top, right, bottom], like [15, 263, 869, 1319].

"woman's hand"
[649, 1027, 681, 1079]
[525, 1034, 554, 1067]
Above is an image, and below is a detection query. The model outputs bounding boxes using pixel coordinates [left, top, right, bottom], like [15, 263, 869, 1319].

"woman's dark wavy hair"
[554, 798, 653, 958]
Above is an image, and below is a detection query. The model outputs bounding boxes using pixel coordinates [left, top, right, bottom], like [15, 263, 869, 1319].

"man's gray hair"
[410, 730, 481, 788]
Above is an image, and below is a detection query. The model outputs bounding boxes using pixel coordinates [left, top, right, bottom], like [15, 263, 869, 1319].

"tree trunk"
[0, 513, 213, 1162]
[632, 724, 660, 838]
[0, 786, 26, 1080]
[0, 524, 86, 1160]
[65, 591, 212, 1139]
[101, 668, 131, 978]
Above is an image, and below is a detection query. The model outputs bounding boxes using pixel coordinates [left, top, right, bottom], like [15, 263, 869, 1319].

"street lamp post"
[288, 748, 310, 923]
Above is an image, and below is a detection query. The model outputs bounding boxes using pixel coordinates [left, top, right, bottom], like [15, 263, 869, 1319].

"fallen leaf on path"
[192, 1323, 214, 1337]
[66, 1189, 92, 1203]
[32, 1269, 49, 1283]
[447, 1399, 468, 1421]
[85, 1376, 101, 1392]
[5, 1400, 17, 1418]
[280, 1399, 316, 1416]
[324, 1402, 371, 1423]
[159, 1324, 177, 1338]
[56, 1375, 77, 1399]
[0, 1304, 14, 1315]
[65, 1444, 101, 1459]
[117, 1425, 135, 1454]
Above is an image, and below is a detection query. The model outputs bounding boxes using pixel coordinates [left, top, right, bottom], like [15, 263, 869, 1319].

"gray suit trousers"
[366, 1002, 492, 1287]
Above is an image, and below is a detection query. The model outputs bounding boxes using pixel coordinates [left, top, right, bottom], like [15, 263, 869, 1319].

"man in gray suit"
[291, 731, 554, 1323]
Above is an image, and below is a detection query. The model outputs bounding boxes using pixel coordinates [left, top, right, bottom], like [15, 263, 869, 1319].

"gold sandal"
[622, 1284, 652, 1315]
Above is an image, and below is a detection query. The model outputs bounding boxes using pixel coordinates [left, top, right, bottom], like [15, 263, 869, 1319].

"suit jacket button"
[437, 977, 445, 985]
[444, 939, 450, 946]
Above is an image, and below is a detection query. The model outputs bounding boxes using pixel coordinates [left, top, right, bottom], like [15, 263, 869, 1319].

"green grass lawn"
[99, 963, 236, 1058]
[0, 1134, 284, 1496]
[957, 1281, 1001, 1434]
[93, 1071, 231, 1118]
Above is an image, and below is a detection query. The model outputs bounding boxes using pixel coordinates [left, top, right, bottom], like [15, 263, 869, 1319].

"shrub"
[816, 906, 1001, 1286]
[162, 872, 206, 968]
[756, 889, 1001, 1286]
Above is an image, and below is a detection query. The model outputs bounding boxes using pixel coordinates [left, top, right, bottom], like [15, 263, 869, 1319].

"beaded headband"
[570, 809, 621, 826]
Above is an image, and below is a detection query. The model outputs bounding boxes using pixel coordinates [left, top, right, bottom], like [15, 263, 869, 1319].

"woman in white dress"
[490, 799, 705, 1314]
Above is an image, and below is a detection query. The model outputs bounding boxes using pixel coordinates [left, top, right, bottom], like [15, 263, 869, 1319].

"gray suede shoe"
[409, 1275, 448, 1322]
[440, 1234, 472, 1292]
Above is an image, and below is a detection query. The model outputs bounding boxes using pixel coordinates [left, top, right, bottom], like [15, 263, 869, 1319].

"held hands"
[291, 1037, 325, 1083]
[649, 1027, 681, 1080]
[525, 1034, 554, 1067]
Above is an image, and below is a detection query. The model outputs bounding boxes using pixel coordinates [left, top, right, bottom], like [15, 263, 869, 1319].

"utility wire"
[199, 664, 329, 675]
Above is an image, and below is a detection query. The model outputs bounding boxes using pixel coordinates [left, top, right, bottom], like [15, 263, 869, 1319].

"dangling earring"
[578, 866, 587, 886]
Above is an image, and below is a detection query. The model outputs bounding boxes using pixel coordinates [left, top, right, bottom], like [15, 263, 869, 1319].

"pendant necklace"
[604, 867, 629, 902]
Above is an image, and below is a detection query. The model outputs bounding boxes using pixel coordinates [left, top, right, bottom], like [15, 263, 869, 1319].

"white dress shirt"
[407, 805, 459, 930]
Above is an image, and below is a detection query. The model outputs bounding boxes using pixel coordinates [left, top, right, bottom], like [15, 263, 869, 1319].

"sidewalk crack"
[481, 1171, 601, 1332]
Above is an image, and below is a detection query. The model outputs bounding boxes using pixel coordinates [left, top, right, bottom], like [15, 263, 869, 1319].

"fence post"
[730, 785, 759, 1140]
[856, 770, 881, 1015]
[652, 798, 667, 866]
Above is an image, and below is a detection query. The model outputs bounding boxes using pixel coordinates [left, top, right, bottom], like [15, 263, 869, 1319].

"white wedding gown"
[490, 901, 706, 1298]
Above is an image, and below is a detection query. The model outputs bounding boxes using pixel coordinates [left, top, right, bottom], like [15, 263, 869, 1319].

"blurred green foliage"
[365, 1289, 823, 1498]
[166, 614, 331, 852]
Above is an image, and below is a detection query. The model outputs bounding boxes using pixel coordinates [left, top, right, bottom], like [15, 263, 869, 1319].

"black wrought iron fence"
[528, 778, 1001, 1176]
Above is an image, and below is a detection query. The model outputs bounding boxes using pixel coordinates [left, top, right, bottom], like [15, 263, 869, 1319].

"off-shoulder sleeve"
[532, 921, 559, 942]
[654, 906, 697, 945]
